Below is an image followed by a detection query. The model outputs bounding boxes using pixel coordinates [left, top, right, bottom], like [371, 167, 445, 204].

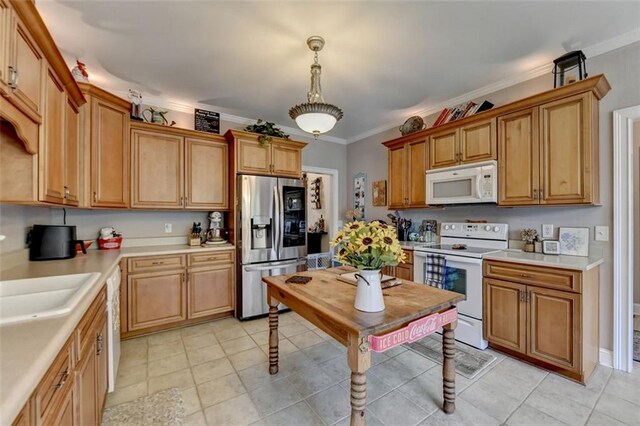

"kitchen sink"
[0, 273, 100, 325]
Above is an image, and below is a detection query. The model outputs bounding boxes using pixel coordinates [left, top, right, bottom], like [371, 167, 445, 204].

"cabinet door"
[483, 278, 527, 353]
[0, 0, 13, 96]
[498, 108, 540, 206]
[50, 384, 76, 426]
[96, 310, 109, 416]
[271, 141, 302, 178]
[429, 128, 459, 169]
[539, 93, 593, 204]
[459, 118, 496, 164]
[237, 137, 271, 175]
[40, 69, 65, 204]
[188, 264, 233, 318]
[11, 15, 43, 122]
[387, 144, 406, 209]
[407, 138, 428, 208]
[64, 99, 80, 206]
[11, 401, 31, 426]
[91, 97, 129, 208]
[395, 264, 413, 281]
[128, 270, 187, 331]
[76, 339, 97, 426]
[185, 138, 228, 210]
[527, 286, 580, 370]
[131, 129, 183, 209]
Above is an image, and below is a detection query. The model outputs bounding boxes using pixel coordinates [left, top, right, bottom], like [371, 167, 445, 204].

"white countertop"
[0, 243, 234, 425]
[483, 250, 604, 271]
[400, 241, 436, 250]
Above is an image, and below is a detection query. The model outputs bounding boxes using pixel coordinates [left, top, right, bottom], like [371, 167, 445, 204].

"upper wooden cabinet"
[499, 92, 599, 206]
[79, 83, 130, 209]
[130, 122, 229, 210]
[429, 118, 496, 169]
[40, 68, 65, 204]
[384, 135, 428, 209]
[0, 0, 85, 154]
[225, 130, 307, 178]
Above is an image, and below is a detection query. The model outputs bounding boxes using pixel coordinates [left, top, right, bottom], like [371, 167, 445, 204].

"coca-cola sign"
[367, 308, 458, 353]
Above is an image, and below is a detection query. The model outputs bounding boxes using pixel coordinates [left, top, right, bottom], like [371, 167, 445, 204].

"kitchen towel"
[424, 254, 447, 288]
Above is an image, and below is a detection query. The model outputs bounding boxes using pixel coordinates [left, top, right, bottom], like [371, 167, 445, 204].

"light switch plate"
[595, 225, 609, 242]
[542, 224, 554, 239]
[164, 223, 172, 233]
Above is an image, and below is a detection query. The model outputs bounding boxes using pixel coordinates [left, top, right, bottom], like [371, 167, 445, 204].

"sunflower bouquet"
[331, 221, 406, 270]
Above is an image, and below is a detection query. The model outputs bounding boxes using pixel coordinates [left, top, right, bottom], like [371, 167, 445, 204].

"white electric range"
[413, 222, 509, 349]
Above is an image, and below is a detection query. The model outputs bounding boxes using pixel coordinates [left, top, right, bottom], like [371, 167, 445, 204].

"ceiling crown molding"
[346, 29, 640, 145]
[110, 90, 348, 145]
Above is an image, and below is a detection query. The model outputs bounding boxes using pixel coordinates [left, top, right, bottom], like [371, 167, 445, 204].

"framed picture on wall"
[372, 180, 386, 206]
[353, 173, 366, 220]
[559, 227, 589, 257]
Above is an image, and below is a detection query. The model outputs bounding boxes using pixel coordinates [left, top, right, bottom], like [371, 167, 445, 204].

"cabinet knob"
[8, 66, 17, 89]
[96, 334, 104, 356]
[533, 189, 538, 199]
[54, 368, 70, 389]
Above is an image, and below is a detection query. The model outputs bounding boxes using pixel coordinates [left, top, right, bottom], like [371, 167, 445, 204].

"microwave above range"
[426, 160, 497, 205]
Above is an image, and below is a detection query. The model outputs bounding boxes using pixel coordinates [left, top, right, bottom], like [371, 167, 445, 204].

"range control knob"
[443, 225, 450, 231]
[493, 226, 500, 232]
[451, 225, 456, 230]
[484, 225, 491, 231]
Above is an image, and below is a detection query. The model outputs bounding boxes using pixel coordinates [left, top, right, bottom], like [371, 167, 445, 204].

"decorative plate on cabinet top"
[399, 116, 426, 136]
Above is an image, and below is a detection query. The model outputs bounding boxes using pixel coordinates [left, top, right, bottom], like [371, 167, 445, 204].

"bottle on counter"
[318, 215, 325, 232]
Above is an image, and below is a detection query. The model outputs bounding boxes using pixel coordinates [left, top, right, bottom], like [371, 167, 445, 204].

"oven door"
[415, 252, 483, 320]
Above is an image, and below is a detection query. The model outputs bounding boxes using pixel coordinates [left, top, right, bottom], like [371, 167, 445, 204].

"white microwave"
[426, 160, 498, 205]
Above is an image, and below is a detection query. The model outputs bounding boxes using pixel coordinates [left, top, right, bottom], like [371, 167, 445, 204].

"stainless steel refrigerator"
[237, 175, 307, 320]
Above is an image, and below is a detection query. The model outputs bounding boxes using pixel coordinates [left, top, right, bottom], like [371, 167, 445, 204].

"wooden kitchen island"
[262, 267, 464, 425]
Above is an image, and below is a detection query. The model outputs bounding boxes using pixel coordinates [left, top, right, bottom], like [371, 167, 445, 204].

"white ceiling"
[36, 1, 640, 143]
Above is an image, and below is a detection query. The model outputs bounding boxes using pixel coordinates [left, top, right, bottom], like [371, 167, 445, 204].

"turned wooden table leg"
[442, 320, 457, 414]
[268, 292, 279, 375]
[347, 334, 371, 426]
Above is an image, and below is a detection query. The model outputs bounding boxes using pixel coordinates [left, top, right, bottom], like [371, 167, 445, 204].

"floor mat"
[406, 334, 497, 379]
[102, 388, 184, 426]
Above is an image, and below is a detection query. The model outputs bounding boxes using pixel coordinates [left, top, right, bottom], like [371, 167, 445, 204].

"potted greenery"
[244, 119, 290, 146]
[521, 228, 539, 252]
[331, 221, 405, 312]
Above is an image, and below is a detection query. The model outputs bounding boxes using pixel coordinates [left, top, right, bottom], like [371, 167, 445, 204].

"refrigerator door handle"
[273, 185, 281, 260]
[244, 259, 307, 272]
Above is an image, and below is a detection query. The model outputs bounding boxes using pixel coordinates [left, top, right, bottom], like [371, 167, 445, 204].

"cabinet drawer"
[188, 251, 234, 267]
[484, 260, 581, 293]
[402, 249, 414, 265]
[77, 286, 106, 361]
[128, 255, 186, 273]
[34, 337, 73, 422]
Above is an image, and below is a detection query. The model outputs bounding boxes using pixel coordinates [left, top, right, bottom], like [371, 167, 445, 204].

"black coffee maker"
[29, 225, 86, 261]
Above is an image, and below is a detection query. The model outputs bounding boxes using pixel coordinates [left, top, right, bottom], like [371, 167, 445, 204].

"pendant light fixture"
[289, 36, 343, 138]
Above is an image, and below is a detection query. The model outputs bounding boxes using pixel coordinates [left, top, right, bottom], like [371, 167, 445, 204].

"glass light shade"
[295, 112, 337, 135]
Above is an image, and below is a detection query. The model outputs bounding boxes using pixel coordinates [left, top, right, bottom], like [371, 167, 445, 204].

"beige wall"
[347, 42, 640, 350]
[634, 120, 640, 305]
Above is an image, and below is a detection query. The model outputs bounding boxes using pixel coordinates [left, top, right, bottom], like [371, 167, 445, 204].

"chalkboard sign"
[194, 109, 220, 134]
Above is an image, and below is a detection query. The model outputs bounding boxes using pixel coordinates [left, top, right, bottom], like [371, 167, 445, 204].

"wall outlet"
[594, 225, 609, 242]
[542, 224, 554, 239]
[164, 223, 172, 233]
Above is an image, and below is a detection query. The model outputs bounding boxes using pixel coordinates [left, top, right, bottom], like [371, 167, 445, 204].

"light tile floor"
[107, 312, 640, 426]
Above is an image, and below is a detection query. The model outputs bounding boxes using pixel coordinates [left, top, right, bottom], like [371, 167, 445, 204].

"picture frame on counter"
[542, 240, 560, 255]
[559, 227, 590, 257]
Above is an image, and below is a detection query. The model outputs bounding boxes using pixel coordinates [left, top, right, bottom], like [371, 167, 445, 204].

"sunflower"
[354, 231, 379, 252]
[379, 235, 395, 250]
[347, 221, 364, 232]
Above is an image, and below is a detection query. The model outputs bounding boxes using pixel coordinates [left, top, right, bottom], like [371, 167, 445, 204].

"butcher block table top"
[262, 266, 464, 425]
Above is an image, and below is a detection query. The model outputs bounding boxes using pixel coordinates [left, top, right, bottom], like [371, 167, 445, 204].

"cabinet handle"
[539, 189, 544, 199]
[207, 257, 217, 261]
[151, 261, 164, 265]
[533, 189, 538, 199]
[93, 191, 97, 202]
[520, 273, 532, 278]
[8, 65, 17, 89]
[54, 368, 70, 389]
[96, 334, 104, 356]
[184, 196, 188, 205]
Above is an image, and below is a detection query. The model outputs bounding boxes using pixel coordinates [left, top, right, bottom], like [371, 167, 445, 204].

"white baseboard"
[634, 303, 640, 315]
[599, 348, 613, 368]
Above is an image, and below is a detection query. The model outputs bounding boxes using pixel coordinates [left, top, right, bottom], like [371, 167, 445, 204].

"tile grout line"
[500, 369, 550, 425]
[583, 367, 615, 425]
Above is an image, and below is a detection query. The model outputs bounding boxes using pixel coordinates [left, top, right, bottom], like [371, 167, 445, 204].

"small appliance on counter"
[29, 225, 86, 261]
[206, 211, 227, 245]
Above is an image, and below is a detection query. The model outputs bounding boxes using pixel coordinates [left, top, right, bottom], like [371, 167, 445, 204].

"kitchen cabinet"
[0, 0, 13, 96]
[122, 251, 235, 338]
[64, 99, 80, 205]
[128, 270, 187, 331]
[499, 92, 599, 206]
[384, 136, 428, 209]
[79, 83, 130, 209]
[11, 400, 31, 426]
[11, 14, 42, 123]
[40, 68, 66, 204]
[130, 123, 229, 210]
[383, 249, 414, 280]
[225, 130, 307, 178]
[76, 330, 98, 426]
[96, 309, 109, 416]
[429, 118, 496, 169]
[483, 260, 599, 383]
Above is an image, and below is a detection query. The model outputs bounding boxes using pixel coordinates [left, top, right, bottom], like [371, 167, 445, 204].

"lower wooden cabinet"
[13, 287, 107, 426]
[123, 250, 235, 337]
[383, 249, 414, 280]
[483, 260, 599, 383]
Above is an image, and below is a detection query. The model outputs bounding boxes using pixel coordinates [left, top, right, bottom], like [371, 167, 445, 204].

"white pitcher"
[354, 269, 385, 312]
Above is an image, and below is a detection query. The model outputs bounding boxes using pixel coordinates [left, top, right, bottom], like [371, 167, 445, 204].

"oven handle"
[415, 252, 483, 265]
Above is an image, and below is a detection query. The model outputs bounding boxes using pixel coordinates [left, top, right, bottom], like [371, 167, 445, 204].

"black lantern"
[553, 50, 588, 88]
